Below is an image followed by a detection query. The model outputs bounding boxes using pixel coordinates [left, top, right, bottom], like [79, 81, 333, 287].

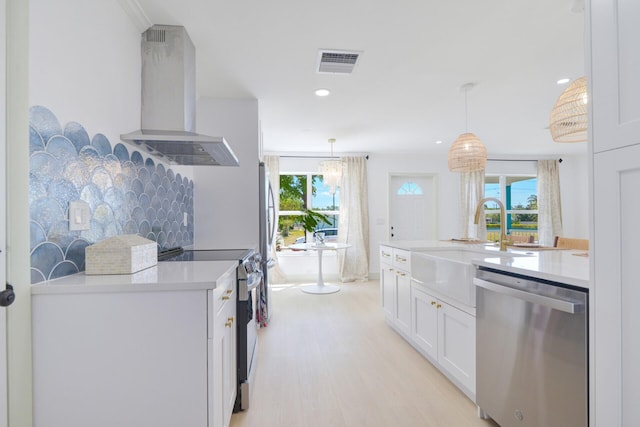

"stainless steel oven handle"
[473, 278, 584, 314]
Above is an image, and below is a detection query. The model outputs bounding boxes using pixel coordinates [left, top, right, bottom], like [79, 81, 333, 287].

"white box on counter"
[85, 235, 157, 275]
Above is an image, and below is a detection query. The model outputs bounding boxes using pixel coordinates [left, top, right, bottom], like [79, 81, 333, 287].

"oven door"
[235, 271, 261, 412]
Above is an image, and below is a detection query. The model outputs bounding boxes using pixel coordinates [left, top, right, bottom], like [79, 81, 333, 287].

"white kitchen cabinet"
[381, 245, 475, 400]
[32, 265, 237, 427]
[380, 246, 394, 320]
[209, 273, 237, 427]
[437, 298, 475, 394]
[410, 285, 437, 360]
[411, 284, 475, 396]
[589, 0, 640, 153]
[592, 145, 640, 427]
[379, 246, 411, 337]
[589, 0, 640, 425]
[393, 267, 411, 337]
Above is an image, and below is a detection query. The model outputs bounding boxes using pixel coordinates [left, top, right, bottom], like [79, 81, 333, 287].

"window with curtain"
[483, 175, 538, 242]
[278, 173, 340, 246]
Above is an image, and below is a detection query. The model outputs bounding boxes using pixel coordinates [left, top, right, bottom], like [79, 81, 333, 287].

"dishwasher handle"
[473, 278, 585, 314]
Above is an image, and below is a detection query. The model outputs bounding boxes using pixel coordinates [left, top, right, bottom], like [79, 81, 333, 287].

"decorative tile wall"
[29, 106, 194, 283]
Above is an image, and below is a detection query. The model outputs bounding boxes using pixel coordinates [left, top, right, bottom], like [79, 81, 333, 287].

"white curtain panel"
[263, 155, 287, 283]
[337, 157, 370, 282]
[537, 159, 563, 246]
[459, 170, 486, 240]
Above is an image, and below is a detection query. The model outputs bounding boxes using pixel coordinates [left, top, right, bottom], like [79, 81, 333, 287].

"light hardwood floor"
[230, 280, 498, 427]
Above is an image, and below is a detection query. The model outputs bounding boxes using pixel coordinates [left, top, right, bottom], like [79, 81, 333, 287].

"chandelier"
[448, 83, 487, 172]
[319, 138, 342, 194]
[549, 76, 587, 143]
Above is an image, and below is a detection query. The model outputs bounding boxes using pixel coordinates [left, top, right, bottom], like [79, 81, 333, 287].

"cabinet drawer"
[209, 272, 235, 339]
[380, 246, 393, 264]
[393, 248, 411, 271]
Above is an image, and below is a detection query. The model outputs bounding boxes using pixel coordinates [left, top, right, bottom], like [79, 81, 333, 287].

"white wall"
[276, 151, 589, 281]
[559, 153, 589, 239]
[194, 98, 260, 250]
[21, 2, 143, 426]
[368, 152, 459, 276]
[29, 0, 141, 143]
[274, 152, 459, 280]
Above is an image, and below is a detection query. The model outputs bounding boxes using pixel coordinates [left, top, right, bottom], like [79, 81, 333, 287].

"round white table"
[288, 242, 351, 294]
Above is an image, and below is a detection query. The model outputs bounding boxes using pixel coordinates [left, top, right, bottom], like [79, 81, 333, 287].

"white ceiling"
[135, 0, 587, 158]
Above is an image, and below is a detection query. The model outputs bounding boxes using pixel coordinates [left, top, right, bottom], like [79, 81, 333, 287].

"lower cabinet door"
[380, 263, 395, 320]
[394, 271, 411, 336]
[222, 297, 237, 427]
[411, 285, 438, 360]
[437, 302, 476, 393]
[210, 335, 222, 427]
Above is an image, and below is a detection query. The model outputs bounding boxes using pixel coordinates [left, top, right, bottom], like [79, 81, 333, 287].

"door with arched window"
[389, 174, 437, 241]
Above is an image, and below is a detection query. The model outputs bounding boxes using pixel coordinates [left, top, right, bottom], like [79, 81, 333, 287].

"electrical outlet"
[69, 200, 91, 231]
[183, 212, 188, 227]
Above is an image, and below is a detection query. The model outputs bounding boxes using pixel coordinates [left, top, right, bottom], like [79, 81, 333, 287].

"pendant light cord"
[464, 88, 468, 133]
[460, 82, 475, 133]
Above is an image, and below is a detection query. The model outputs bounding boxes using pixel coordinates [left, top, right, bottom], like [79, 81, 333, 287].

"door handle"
[0, 284, 15, 307]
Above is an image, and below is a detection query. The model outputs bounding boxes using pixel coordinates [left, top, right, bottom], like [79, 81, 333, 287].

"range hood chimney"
[121, 25, 239, 166]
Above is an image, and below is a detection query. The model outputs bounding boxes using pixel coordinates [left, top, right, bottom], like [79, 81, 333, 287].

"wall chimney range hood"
[121, 25, 239, 166]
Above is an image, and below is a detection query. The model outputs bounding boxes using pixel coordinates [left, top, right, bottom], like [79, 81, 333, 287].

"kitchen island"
[379, 240, 589, 407]
[382, 239, 589, 288]
[31, 260, 239, 427]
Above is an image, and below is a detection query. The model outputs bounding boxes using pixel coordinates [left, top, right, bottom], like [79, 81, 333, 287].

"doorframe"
[0, 0, 7, 424]
[6, 0, 34, 426]
[387, 173, 439, 241]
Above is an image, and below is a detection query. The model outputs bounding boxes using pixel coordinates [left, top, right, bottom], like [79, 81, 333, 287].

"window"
[484, 175, 538, 242]
[278, 173, 339, 246]
[397, 181, 423, 195]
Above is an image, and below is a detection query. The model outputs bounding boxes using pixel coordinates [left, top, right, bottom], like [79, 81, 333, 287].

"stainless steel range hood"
[121, 25, 239, 166]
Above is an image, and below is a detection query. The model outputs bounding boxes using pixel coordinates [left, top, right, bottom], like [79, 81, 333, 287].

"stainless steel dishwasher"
[474, 267, 588, 427]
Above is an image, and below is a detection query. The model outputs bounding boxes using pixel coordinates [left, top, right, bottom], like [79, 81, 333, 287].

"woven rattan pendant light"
[448, 83, 487, 172]
[549, 76, 587, 142]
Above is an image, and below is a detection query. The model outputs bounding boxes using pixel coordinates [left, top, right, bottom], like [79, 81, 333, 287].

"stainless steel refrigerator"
[257, 162, 275, 325]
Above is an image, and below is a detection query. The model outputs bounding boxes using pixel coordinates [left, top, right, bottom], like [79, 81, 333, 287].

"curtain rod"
[278, 154, 369, 160]
[488, 158, 563, 163]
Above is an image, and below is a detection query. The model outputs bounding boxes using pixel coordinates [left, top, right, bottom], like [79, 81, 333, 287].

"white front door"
[388, 174, 437, 241]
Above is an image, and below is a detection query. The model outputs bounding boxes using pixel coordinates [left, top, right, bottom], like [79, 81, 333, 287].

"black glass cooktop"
[158, 248, 253, 262]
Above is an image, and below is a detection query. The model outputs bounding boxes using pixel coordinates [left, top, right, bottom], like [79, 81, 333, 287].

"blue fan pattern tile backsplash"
[29, 106, 194, 283]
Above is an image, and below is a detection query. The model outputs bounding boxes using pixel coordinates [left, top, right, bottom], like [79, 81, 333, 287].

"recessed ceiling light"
[557, 78, 571, 85]
[314, 88, 331, 97]
[435, 140, 443, 144]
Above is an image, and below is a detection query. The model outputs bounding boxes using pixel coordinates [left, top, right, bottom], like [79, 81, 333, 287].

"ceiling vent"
[317, 49, 362, 74]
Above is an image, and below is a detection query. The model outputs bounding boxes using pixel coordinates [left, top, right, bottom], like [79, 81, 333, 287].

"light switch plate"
[69, 200, 91, 231]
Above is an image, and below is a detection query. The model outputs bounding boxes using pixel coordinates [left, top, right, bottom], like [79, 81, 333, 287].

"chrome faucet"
[474, 197, 509, 251]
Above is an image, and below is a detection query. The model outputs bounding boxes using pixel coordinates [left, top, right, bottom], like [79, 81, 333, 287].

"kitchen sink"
[410, 248, 531, 307]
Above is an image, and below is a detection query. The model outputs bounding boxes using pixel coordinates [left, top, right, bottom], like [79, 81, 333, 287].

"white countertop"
[31, 260, 238, 295]
[381, 240, 589, 289]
